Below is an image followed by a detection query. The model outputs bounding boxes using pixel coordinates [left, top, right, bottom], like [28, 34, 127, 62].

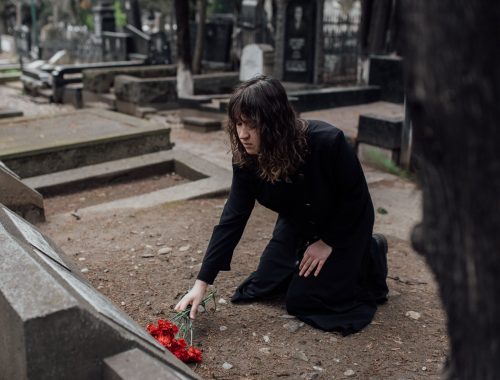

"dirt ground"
[1, 79, 449, 379]
[38, 193, 448, 380]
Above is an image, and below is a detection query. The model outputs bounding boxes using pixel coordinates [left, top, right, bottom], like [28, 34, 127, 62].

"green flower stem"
[172, 291, 217, 345]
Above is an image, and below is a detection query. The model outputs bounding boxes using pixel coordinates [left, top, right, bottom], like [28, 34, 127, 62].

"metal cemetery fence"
[323, 14, 360, 84]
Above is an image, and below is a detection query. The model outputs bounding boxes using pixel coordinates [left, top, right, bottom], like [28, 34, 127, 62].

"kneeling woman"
[176, 75, 388, 335]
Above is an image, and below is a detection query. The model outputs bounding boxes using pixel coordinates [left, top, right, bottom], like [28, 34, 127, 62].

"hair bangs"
[228, 84, 266, 127]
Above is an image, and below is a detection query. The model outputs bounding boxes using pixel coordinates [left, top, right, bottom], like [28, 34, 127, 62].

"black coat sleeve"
[318, 131, 374, 249]
[197, 165, 256, 284]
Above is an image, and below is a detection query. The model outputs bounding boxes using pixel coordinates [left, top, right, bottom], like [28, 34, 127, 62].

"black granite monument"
[283, 0, 316, 82]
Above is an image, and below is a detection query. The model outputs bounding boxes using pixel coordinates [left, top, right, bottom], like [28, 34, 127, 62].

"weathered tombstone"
[239, 43, 274, 81]
[0, 162, 44, 223]
[283, 0, 316, 82]
[13, 25, 31, 59]
[0, 206, 199, 379]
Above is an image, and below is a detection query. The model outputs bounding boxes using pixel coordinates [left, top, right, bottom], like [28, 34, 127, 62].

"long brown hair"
[227, 75, 308, 182]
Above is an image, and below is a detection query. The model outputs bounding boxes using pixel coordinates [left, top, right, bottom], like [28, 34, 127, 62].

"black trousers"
[231, 215, 388, 336]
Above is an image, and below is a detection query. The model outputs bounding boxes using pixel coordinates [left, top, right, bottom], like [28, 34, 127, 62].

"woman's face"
[236, 118, 261, 155]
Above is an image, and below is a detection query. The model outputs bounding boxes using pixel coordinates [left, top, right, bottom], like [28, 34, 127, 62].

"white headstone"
[239, 44, 274, 81]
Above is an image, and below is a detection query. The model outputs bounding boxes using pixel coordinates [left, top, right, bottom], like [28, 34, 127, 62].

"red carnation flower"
[147, 319, 202, 363]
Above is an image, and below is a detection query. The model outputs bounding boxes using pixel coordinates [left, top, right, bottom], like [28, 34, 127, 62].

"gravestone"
[283, 0, 317, 82]
[0, 162, 44, 223]
[239, 44, 274, 81]
[204, 19, 233, 63]
[0, 109, 23, 119]
[368, 55, 404, 103]
[13, 25, 31, 59]
[356, 113, 404, 164]
[0, 206, 199, 379]
[102, 32, 131, 62]
[148, 32, 172, 65]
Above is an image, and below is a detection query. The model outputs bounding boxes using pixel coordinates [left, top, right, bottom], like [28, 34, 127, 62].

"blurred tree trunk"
[402, 1, 500, 378]
[192, 0, 207, 74]
[174, 0, 193, 96]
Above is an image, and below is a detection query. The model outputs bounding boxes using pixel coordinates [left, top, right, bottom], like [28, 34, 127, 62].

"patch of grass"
[365, 147, 416, 181]
[0, 69, 21, 75]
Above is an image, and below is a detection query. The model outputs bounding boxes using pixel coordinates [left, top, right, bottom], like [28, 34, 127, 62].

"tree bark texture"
[174, 0, 193, 96]
[192, 0, 207, 74]
[359, 0, 398, 56]
[174, 0, 192, 67]
[402, 2, 500, 379]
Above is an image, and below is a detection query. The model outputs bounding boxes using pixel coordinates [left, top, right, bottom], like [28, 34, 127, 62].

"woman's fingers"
[299, 252, 313, 272]
[175, 293, 194, 312]
[190, 298, 200, 320]
[299, 256, 312, 276]
[303, 259, 319, 277]
[314, 260, 325, 277]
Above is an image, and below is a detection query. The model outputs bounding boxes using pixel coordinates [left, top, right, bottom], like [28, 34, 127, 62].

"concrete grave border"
[0, 161, 45, 223]
[0, 205, 200, 379]
[23, 149, 232, 214]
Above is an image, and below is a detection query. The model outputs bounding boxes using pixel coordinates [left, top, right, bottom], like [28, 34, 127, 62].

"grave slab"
[0, 108, 23, 119]
[22, 150, 232, 214]
[0, 162, 44, 223]
[182, 116, 222, 132]
[0, 109, 173, 178]
[0, 205, 199, 380]
[289, 85, 381, 112]
[103, 349, 189, 380]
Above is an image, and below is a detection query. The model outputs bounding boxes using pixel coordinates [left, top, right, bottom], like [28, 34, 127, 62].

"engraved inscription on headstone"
[283, 0, 316, 82]
[35, 247, 165, 351]
[4, 208, 68, 269]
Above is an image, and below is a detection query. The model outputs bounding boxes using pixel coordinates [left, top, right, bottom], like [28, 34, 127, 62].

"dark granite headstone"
[204, 20, 233, 63]
[283, 0, 316, 83]
[368, 55, 404, 104]
[190, 20, 232, 64]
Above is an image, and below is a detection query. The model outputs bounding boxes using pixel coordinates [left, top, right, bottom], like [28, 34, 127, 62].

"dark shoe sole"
[372, 233, 388, 304]
[372, 233, 388, 255]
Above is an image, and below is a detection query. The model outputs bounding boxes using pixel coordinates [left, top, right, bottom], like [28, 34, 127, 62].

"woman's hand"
[174, 280, 208, 319]
[299, 239, 332, 277]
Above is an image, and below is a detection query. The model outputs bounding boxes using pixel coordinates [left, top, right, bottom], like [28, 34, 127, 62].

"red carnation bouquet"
[147, 291, 216, 363]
